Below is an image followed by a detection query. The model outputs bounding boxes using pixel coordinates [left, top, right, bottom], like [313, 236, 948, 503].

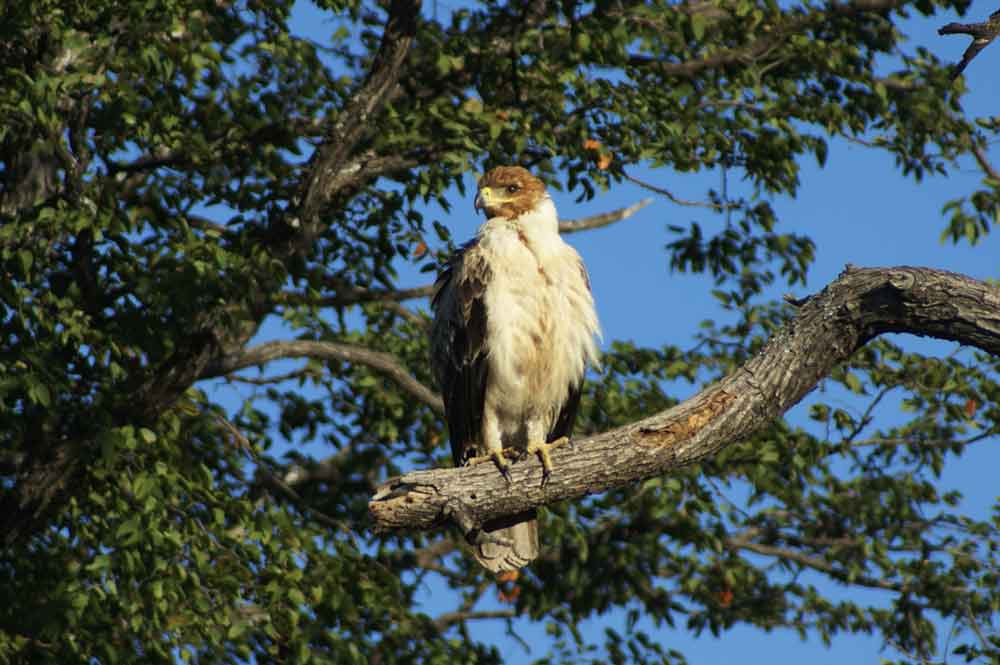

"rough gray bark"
[938, 8, 1000, 80]
[369, 265, 1000, 537]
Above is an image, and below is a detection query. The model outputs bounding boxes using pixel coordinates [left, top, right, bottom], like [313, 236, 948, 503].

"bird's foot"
[466, 449, 513, 483]
[527, 436, 569, 487]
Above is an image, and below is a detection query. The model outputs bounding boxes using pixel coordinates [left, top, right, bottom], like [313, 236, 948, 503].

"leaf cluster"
[0, 0, 997, 663]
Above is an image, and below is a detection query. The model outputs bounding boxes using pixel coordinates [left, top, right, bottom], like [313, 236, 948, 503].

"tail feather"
[473, 510, 538, 573]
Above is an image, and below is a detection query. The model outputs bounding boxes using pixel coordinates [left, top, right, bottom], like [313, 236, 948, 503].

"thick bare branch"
[938, 9, 1000, 80]
[297, 0, 420, 227]
[128, 2, 423, 423]
[370, 266, 1000, 535]
[558, 199, 653, 233]
[208, 339, 443, 414]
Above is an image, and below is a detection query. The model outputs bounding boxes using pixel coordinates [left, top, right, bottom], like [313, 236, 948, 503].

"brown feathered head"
[475, 166, 548, 220]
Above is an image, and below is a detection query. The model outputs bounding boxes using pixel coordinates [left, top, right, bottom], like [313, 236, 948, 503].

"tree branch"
[623, 172, 735, 210]
[725, 531, 907, 593]
[434, 609, 517, 631]
[938, 9, 1000, 81]
[558, 199, 653, 233]
[380, 301, 429, 329]
[207, 339, 443, 414]
[280, 198, 656, 313]
[848, 431, 997, 449]
[627, 0, 907, 80]
[225, 368, 318, 386]
[296, 0, 420, 228]
[972, 144, 1000, 184]
[216, 416, 352, 536]
[369, 266, 1000, 536]
[280, 283, 435, 309]
[128, 1, 423, 423]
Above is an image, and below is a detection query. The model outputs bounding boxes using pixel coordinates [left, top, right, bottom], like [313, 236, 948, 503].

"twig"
[725, 534, 909, 593]
[847, 430, 996, 449]
[215, 415, 353, 537]
[842, 385, 894, 444]
[279, 448, 351, 487]
[226, 368, 317, 386]
[281, 283, 435, 308]
[624, 172, 736, 210]
[434, 609, 517, 631]
[380, 301, 429, 329]
[964, 604, 995, 654]
[558, 199, 653, 233]
[972, 145, 1000, 183]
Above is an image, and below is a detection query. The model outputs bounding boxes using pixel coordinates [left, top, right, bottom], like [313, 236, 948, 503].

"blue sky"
[209, 2, 999, 662]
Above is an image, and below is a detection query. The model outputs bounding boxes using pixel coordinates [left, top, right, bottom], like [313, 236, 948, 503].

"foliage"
[0, 0, 997, 663]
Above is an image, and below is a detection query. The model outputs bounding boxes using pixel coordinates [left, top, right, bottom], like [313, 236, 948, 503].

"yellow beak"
[474, 186, 494, 212]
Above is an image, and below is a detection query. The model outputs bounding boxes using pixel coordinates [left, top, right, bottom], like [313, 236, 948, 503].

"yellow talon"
[527, 436, 569, 486]
[466, 449, 513, 483]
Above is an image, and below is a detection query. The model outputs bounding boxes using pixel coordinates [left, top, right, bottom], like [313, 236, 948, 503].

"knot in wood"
[887, 271, 915, 291]
[637, 390, 735, 448]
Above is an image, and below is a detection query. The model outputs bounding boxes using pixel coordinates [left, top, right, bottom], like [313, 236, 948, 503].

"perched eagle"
[430, 166, 601, 572]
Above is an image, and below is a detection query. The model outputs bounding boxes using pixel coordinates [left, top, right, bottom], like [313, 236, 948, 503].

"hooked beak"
[474, 186, 492, 214]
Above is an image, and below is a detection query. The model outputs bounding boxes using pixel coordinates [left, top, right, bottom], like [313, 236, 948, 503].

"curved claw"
[465, 449, 513, 483]
[527, 436, 569, 488]
[492, 450, 513, 484]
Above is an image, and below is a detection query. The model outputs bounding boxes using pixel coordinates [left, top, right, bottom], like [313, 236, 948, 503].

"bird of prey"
[430, 166, 601, 573]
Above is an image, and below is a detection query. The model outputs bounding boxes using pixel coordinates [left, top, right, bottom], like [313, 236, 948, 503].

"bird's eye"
[506, 184, 520, 194]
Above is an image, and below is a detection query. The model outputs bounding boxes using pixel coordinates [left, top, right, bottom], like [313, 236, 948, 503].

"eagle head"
[475, 166, 548, 220]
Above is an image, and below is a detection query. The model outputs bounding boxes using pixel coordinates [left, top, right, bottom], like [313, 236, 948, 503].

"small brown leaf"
[964, 398, 977, 417]
[496, 570, 520, 603]
[412, 240, 428, 259]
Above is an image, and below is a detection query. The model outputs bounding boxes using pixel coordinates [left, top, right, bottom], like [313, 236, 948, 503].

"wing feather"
[430, 240, 490, 465]
[548, 383, 581, 443]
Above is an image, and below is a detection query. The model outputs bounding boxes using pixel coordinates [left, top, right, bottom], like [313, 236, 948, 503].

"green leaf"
[691, 14, 707, 41]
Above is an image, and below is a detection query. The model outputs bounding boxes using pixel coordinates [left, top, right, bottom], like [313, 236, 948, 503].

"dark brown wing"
[547, 383, 582, 443]
[429, 240, 490, 465]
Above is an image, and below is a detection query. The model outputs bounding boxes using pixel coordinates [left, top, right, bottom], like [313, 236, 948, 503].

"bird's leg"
[468, 407, 512, 483]
[527, 436, 569, 487]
